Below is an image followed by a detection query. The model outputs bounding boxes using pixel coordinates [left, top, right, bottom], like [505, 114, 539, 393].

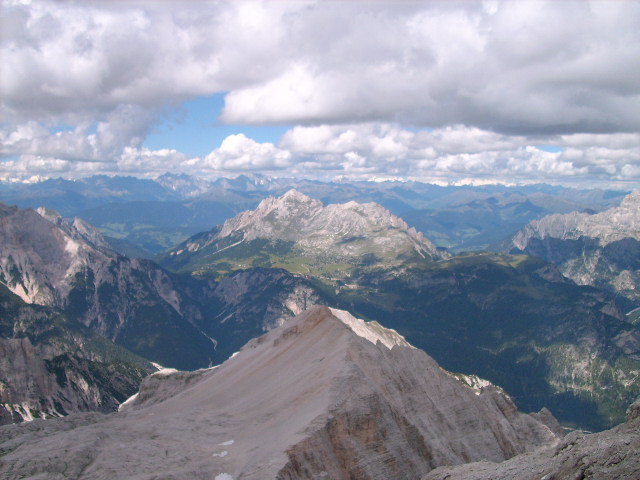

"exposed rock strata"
[424, 398, 640, 480]
[507, 191, 640, 302]
[163, 189, 449, 276]
[0, 306, 557, 479]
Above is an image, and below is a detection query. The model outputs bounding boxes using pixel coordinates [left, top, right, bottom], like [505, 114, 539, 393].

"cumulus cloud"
[220, 0, 640, 134]
[2, 123, 640, 185]
[3, 0, 639, 133]
[1, 0, 639, 186]
[199, 134, 292, 172]
[279, 123, 640, 184]
[0, 105, 154, 161]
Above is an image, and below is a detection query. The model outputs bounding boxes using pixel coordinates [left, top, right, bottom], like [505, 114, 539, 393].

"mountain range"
[0, 306, 561, 480]
[0, 174, 627, 254]
[159, 190, 640, 430]
[2, 187, 639, 433]
[1, 182, 640, 478]
[161, 189, 448, 279]
[505, 191, 640, 309]
[0, 200, 334, 367]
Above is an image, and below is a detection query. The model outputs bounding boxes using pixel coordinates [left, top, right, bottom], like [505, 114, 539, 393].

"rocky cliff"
[0, 306, 557, 479]
[507, 191, 640, 303]
[0, 283, 153, 425]
[0, 201, 331, 380]
[0, 202, 221, 369]
[424, 398, 640, 480]
[161, 189, 449, 278]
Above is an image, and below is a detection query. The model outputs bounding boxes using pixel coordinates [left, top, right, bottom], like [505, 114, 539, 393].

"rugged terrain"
[161, 193, 640, 430]
[327, 253, 640, 430]
[424, 398, 640, 480]
[0, 306, 559, 480]
[0, 202, 326, 373]
[506, 191, 640, 305]
[161, 189, 448, 278]
[2, 174, 624, 254]
[0, 283, 153, 424]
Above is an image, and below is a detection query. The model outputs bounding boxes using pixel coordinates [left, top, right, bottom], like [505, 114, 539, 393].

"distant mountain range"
[0, 306, 561, 479]
[161, 190, 640, 430]
[0, 174, 627, 254]
[505, 191, 640, 309]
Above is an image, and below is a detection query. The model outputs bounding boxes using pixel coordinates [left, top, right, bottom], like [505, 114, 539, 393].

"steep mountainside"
[0, 202, 328, 371]
[0, 306, 558, 480]
[506, 191, 640, 304]
[161, 189, 448, 278]
[328, 254, 640, 430]
[0, 283, 153, 425]
[424, 399, 640, 480]
[156, 189, 639, 430]
[0, 202, 217, 369]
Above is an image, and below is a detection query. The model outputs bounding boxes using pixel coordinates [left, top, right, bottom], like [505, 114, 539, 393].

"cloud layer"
[1, 0, 639, 186]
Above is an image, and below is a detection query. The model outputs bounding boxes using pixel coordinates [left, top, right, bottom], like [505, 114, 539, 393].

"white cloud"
[3, 0, 638, 134]
[1, 0, 639, 186]
[2, 122, 640, 186]
[199, 134, 292, 172]
[279, 123, 640, 184]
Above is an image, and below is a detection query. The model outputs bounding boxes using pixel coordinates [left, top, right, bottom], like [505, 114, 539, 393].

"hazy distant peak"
[280, 188, 315, 202]
[217, 190, 446, 260]
[620, 190, 640, 208]
[35, 206, 63, 225]
[511, 190, 640, 249]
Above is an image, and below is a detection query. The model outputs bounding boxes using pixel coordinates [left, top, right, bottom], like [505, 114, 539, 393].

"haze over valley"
[1, 0, 639, 478]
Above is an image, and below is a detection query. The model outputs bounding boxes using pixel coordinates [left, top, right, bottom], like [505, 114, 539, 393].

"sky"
[1, 0, 639, 187]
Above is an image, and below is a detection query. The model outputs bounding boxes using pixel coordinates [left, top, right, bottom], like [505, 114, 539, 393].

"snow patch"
[150, 362, 178, 377]
[212, 451, 228, 457]
[215, 474, 234, 480]
[219, 439, 234, 446]
[118, 392, 139, 412]
[329, 308, 411, 349]
[64, 237, 80, 255]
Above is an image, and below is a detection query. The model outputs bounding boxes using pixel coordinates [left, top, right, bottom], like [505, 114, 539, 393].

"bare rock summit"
[0, 306, 557, 480]
[164, 189, 449, 277]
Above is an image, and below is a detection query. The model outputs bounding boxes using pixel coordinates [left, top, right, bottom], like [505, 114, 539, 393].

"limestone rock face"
[511, 191, 640, 249]
[0, 202, 218, 370]
[162, 189, 449, 276]
[0, 306, 557, 480]
[0, 337, 148, 425]
[424, 398, 640, 480]
[507, 191, 640, 302]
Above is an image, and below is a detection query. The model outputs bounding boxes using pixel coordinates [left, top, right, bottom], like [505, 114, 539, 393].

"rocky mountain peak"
[620, 189, 640, 208]
[0, 203, 112, 304]
[279, 188, 317, 204]
[328, 307, 413, 349]
[213, 189, 447, 261]
[510, 190, 640, 250]
[1, 305, 558, 479]
[35, 205, 64, 226]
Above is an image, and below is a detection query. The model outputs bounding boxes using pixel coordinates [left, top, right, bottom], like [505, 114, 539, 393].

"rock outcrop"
[0, 283, 153, 425]
[424, 398, 640, 480]
[507, 191, 640, 303]
[162, 189, 449, 277]
[0, 306, 557, 479]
